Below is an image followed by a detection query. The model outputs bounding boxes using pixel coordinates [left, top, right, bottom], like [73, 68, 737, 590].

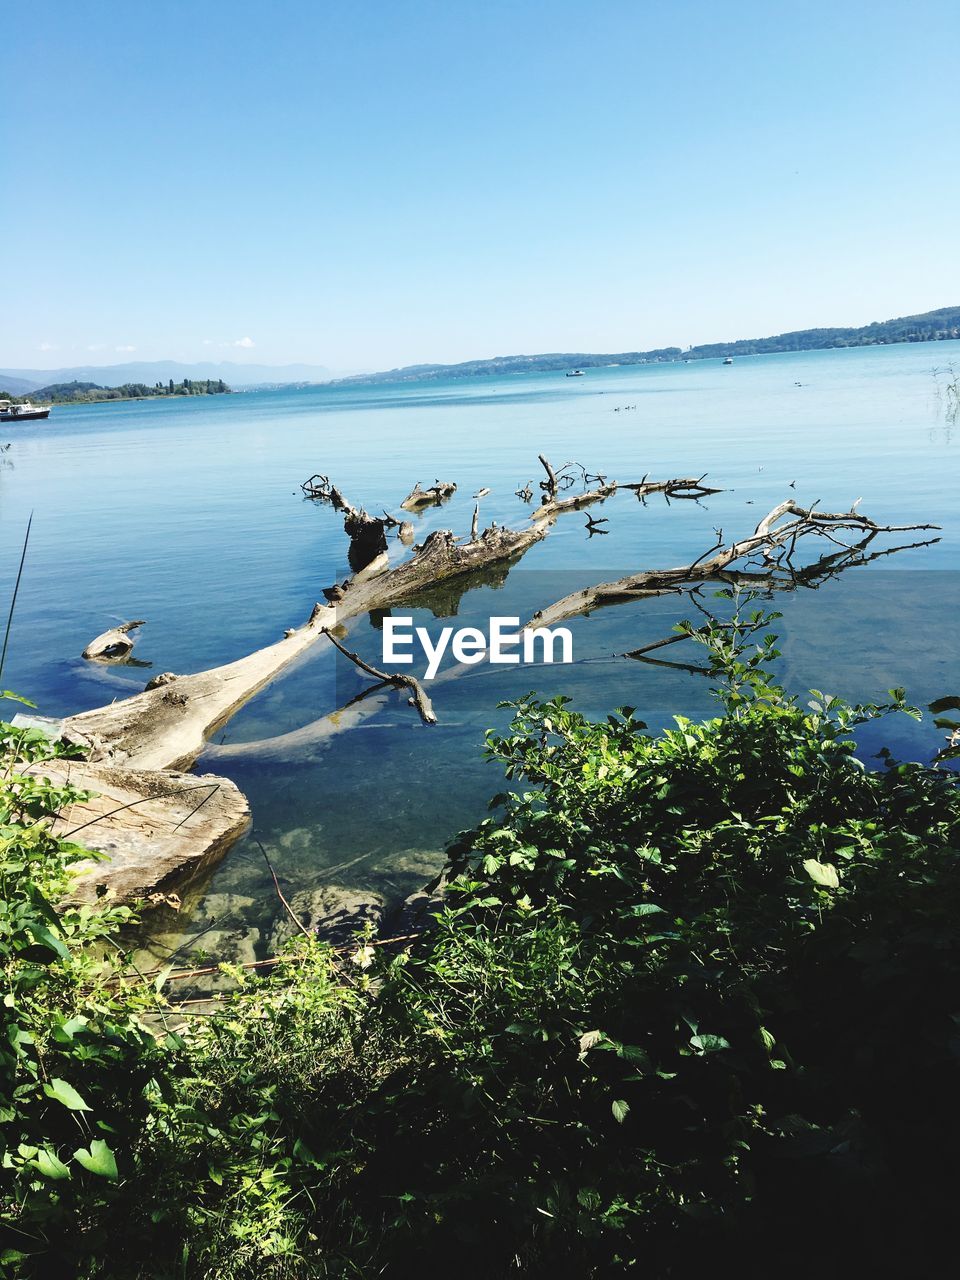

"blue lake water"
[1, 342, 958, 961]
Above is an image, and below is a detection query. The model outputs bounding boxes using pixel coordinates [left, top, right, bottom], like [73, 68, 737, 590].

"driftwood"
[302, 473, 387, 570]
[62, 457, 709, 773]
[82, 619, 146, 662]
[35, 759, 251, 904]
[52, 454, 939, 903]
[208, 497, 943, 767]
[529, 500, 939, 629]
[324, 630, 437, 725]
[623, 473, 721, 502]
[623, 526, 943, 670]
[400, 479, 457, 511]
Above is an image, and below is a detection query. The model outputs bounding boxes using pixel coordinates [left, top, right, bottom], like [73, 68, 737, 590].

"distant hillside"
[0, 373, 42, 395]
[333, 305, 960, 385]
[0, 360, 331, 390]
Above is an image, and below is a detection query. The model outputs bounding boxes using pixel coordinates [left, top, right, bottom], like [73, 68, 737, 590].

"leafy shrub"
[402, 610, 960, 1273]
[3, 608, 960, 1277]
[0, 712, 163, 1273]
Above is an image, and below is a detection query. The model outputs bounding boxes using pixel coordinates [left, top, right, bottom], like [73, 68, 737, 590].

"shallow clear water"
[1, 343, 957, 964]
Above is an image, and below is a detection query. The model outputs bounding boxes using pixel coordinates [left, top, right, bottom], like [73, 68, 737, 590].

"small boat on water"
[0, 400, 52, 421]
[723, 357, 734, 365]
[565, 369, 584, 377]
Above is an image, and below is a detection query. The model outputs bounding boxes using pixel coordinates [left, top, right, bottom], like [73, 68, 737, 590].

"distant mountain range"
[333, 305, 960, 386]
[3, 306, 959, 396]
[0, 359, 332, 394]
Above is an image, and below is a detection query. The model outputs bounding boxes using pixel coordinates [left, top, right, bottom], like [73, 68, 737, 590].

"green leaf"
[755, 1026, 776, 1054]
[26, 923, 70, 961]
[73, 1139, 118, 1180]
[43, 1078, 91, 1112]
[690, 1034, 731, 1054]
[0, 691, 36, 707]
[32, 1148, 71, 1180]
[802, 859, 840, 889]
[292, 1137, 321, 1167]
[611, 1098, 630, 1124]
[153, 963, 175, 994]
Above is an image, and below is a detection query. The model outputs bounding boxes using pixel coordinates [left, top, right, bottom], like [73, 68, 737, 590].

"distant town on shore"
[2, 304, 958, 399]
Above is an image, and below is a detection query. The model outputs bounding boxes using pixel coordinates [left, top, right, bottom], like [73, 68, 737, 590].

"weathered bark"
[400, 480, 457, 511]
[64, 602, 338, 771]
[82, 620, 146, 661]
[324, 630, 437, 724]
[302, 474, 387, 570]
[38, 759, 251, 904]
[529, 500, 939, 629]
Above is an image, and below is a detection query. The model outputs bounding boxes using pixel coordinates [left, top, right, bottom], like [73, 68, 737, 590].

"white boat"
[565, 369, 584, 377]
[722, 357, 734, 365]
[0, 400, 52, 421]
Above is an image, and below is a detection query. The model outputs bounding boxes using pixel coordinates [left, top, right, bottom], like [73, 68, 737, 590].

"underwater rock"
[267, 882, 385, 950]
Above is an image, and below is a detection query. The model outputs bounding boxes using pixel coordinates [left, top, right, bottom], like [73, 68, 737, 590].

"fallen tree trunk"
[54, 457, 939, 903]
[63, 456, 705, 771]
[205, 501, 941, 763]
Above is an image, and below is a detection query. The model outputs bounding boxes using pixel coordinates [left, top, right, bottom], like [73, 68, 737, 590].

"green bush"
[2, 608, 960, 1277]
[0, 713, 164, 1273]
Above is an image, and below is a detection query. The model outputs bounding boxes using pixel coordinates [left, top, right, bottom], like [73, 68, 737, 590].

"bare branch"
[256, 838, 312, 938]
[531, 498, 940, 629]
[324, 630, 437, 725]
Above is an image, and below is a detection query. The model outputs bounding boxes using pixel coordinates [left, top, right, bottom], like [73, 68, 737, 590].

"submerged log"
[62, 456, 717, 772]
[301, 474, 387, 570]
[52, 457, 942, 906]
[400, 479, 457, 511]
[82, 620, 146, 662]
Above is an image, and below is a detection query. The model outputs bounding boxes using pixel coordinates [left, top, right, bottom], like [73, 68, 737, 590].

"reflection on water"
[1, 343, 958, 967]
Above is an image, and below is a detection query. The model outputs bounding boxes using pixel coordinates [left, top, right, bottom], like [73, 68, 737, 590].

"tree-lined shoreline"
[332, 303, 960, 385]
[0, 378, 230, 406]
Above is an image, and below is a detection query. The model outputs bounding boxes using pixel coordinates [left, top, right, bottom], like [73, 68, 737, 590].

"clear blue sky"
[4, 0, 959, 373]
